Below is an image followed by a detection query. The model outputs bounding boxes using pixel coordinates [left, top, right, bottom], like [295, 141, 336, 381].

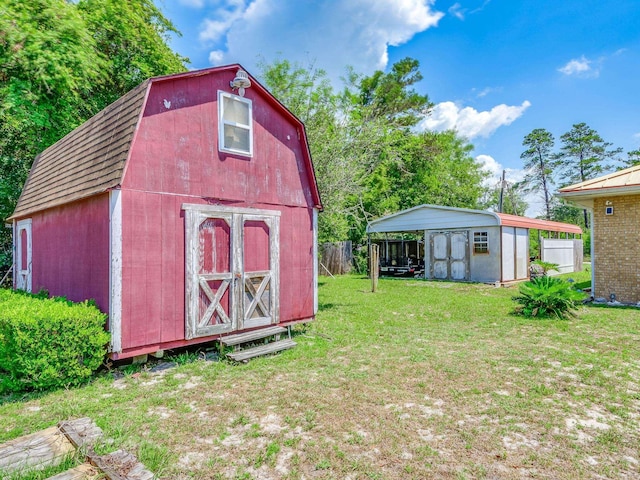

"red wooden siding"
[20, 229, 28, 268]
[244, 221, 270, 272]
[122, 74, 314, 208]
[30, 195, 110, 313]
[118, 190, 314, 355]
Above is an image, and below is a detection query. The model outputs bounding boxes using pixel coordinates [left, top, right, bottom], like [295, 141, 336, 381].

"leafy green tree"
[520, 128, 555, 219]
[345, 61, 489, 244]
[0, 0, 187, 272]
[354, 57, 432, 127]
[341, 57, 433, 192]
[357, 130, 485, 241]
[556, 123, 622, 226]
[77, 0, 187, 108]
[623, 149, 640, 167]
[550, 201, 584, 226]
[556, 123, 622, 184]
[0, 0, 103, 159]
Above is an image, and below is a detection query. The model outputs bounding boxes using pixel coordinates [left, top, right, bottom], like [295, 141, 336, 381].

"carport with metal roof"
[367, 204, 582, 283]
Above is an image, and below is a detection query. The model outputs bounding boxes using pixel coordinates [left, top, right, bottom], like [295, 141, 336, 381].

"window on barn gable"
[473, 231, 489, 254]
[218, 90, 253, 156]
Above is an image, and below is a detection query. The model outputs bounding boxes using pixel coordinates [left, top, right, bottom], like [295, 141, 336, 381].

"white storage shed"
[366, 204, 582, 283]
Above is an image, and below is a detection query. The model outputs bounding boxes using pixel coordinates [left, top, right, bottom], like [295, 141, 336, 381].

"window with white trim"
[473, 231, 489, 254]
[218, 90, 253, 156]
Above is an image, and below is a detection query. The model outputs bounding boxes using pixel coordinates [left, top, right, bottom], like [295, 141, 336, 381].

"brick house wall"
[593, 194, 640, 303]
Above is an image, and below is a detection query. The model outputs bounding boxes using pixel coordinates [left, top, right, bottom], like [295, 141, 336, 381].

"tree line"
[519, 124, 639, 228]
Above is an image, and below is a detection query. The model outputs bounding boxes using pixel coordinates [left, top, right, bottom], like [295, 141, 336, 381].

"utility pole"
[498, 169, 506, 213]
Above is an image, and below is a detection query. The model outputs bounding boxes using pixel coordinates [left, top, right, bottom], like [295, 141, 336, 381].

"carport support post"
[538, 229, 542, 260]
[370, 243, 379, 292]
[423, 229, 428, 279]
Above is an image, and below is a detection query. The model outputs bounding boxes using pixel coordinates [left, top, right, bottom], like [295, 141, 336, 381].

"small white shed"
[366, 204, 582, 283]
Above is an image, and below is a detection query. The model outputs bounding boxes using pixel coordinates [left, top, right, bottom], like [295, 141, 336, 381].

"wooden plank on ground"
[88, 449, 154, 480]
[0, 426, 75, 473]
[58, 418, 103, 449]
[227, 338, 296, 362]
[220, 326, 287, 346]
[46, 462, 101, 479]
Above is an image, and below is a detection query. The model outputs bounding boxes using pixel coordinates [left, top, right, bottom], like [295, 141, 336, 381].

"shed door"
[241, 214, 280, 329]
[501, 227, 516, 282]
[431, 233, 449, 279]
[15, 219, 32, 292]
[185, 206, 280, 339]
[450, 232, 469, 280]
[429, 231, 469, 281]
[514, 228, 528, 280]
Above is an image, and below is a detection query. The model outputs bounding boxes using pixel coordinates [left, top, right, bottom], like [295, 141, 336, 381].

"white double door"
[184, 205, 280, 339]
[429, 231, 469, 281]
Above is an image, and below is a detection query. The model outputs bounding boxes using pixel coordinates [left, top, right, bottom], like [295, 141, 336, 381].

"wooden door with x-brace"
[184, 204, 280, 339]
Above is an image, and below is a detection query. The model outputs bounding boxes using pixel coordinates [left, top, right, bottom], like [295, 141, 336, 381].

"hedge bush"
[0, 289, 110, 393]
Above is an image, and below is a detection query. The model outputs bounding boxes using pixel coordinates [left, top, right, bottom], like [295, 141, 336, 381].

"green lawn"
[1, 274, 639, 479]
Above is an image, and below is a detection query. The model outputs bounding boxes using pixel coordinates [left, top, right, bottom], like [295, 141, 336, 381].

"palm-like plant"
[513, 276, 585, 318]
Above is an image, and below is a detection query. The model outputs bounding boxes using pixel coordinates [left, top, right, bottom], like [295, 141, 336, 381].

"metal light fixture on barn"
[230, 69, 251, 96]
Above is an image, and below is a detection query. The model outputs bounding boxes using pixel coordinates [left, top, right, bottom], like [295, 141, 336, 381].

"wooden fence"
[319, 241, 352, 276]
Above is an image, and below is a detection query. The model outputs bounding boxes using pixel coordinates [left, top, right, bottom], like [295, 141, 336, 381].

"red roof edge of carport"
[496, 213, 582, 234]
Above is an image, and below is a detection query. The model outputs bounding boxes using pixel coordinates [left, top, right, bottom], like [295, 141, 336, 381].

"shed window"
[218, 90, 253, 156]
[473, 231, 489, 254]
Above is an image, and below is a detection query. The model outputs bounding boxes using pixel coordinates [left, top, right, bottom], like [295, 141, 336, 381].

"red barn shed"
[9, 65, 322, 359]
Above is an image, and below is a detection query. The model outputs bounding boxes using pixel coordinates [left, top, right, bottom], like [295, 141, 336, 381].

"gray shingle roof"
[9, 81, 149, 219]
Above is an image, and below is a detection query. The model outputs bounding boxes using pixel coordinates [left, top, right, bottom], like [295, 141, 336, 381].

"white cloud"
[470, 0, 492, 14]
[558, 55, 599, 77]
[449, 0, 491, 19]
[477, 154, 502, 180]
[448, 3, 465, 20]
[199, 2, 249, 44]
[475, 86, 503, 98]
[421, 100, 531, 139]
[477, 154, 525, 184]
[208, 50, 225, 65]
[198, 0, 444, 83]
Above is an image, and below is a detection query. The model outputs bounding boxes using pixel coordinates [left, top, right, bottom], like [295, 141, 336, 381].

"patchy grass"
[1, 274, 639, 479]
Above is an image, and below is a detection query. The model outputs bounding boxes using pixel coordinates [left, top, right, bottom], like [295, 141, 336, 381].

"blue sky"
[158, 0, 640, 216]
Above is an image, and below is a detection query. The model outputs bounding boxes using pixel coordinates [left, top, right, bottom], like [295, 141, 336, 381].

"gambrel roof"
[10, 82, 148, 219]
[10, 64, 321, 220]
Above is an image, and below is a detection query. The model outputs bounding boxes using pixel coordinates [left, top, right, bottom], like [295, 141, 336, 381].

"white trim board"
[109, 190, 123, 353]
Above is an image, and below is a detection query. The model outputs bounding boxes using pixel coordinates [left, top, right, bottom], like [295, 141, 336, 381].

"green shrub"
[0, 289, 109, 393]
[513, 276, 586, 319]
